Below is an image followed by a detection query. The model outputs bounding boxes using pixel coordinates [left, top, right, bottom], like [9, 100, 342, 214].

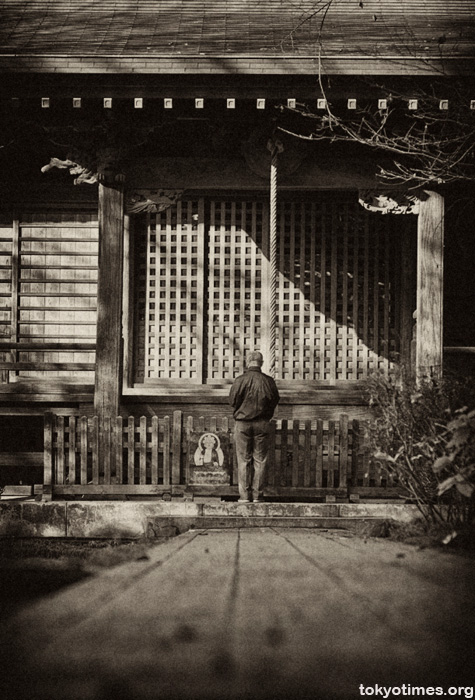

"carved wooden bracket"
[358, 189, 428, 215]
[126, 189, 184, 214]
[41, 157, 98, 185]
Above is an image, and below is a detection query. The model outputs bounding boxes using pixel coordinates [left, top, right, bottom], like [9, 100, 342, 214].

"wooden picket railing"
[43, 411, 397, 499]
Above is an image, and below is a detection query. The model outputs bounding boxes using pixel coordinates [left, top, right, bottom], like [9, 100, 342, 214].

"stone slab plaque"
[188, 431, 231, 485]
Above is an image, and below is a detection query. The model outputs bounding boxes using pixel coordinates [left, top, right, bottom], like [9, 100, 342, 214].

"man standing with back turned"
[229, 351, 280, 503]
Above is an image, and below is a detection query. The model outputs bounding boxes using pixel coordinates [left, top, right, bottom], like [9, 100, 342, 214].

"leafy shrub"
[365, 371, 475, 528]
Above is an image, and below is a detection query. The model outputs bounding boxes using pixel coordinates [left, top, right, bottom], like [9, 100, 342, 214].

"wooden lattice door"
[132, 194, 413, 386]
[274, 197, 406, 381]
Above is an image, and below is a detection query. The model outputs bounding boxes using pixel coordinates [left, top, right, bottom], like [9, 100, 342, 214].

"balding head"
[246, 351, 264, 368]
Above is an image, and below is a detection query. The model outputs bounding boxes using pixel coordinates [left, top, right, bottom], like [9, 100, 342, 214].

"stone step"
[0, 500, 419, 538]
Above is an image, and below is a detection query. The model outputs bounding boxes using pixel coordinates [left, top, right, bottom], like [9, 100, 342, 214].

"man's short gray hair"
[246, 351, 264, 367]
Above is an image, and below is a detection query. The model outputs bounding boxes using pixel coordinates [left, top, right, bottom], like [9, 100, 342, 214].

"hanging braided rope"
[267, 138, 283, 378]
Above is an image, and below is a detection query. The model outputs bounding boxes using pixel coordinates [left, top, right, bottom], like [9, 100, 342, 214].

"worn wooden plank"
[94, 181, 124, 417]
[128, 415, 135, 485]
[315, 418, 323, 488]
[267, 420, 276, 488]
[56, 415, 64, 485]
[43, 412, 53, 501]
[0, 362, 95, 371]
[162, 415, 171, 486]
[52, 484, 187, 496]
[0, 343, 96, 351]
[139, 415, 147, 484]
[327, 420, 335, 489]
[303, 419, 311, 488]
[351, 419, 360, 487]
[68, 416, 76, 485]
[80, 416, 88, 485]
[361, 422, 370, 487]
[172, 410, 182, 485]
[91, 415, 99, 484]
[151, 415, 159, 485]
[0, 452, 43, 467]
[185, 415, 193, 486]
[339, 413, 349, 489]
[103, 416, 111, 485]
[292, 419, 299, 487]
[416, 191, 444, 379]
[115, 416, 123, 485]
[280, 419, 288, 487]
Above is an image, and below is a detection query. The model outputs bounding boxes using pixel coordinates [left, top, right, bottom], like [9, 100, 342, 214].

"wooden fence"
[43, 411, 397, 499]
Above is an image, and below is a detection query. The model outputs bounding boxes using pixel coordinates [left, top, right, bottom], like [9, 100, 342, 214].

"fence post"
[163, 415, 170, 486]
[172, 410, 182, 485]
[185, 415, 193, 486]
[43, 412, 53, 501]
[339, 414, 349, 491]
[91, 415, 99, 484]
[351, 419, 360, 489]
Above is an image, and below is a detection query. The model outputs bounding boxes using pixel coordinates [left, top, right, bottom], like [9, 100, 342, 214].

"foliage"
[365, 371, 475, 528]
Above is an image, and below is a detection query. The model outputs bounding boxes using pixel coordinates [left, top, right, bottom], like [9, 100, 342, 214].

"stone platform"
[0, 499, 420, 538]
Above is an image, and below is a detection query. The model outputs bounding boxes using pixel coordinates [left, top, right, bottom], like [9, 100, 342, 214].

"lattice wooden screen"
[137, 200, 204, 381]
[275, 199, 402, 381]
[207, 200, 267, 380]
[133, 195, 409, 386]
[0, 211, 98, 380]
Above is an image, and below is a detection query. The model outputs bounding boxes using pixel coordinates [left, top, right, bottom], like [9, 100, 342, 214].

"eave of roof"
[0, 0, 474, 76]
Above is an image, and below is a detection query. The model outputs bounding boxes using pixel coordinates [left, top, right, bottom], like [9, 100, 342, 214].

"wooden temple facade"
[0, 1, 474, 499]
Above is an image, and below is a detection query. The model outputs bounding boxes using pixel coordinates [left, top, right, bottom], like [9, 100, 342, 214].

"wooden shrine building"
[0, 0, 474, 499]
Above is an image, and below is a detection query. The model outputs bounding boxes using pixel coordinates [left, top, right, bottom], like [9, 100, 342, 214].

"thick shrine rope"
[269, 144, 279, 379]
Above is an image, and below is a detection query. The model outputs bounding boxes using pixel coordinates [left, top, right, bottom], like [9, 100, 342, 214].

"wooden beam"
[94, 178, 125, 417]
[416, 191, 444, 380]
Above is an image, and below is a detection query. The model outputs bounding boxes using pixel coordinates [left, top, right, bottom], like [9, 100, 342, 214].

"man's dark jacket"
[229, 367, 280, 421]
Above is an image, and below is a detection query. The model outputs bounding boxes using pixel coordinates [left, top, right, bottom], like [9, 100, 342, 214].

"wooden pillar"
[94, 176, 125, 417]
[400, 225, 417, 376]
[416, 190, 444, 380]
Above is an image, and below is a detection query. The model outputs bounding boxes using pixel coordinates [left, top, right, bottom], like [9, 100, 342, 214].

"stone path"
[1, 528, 474, 700]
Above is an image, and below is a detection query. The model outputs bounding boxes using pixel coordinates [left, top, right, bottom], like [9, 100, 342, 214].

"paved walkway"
[1, 528, 474, 700]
